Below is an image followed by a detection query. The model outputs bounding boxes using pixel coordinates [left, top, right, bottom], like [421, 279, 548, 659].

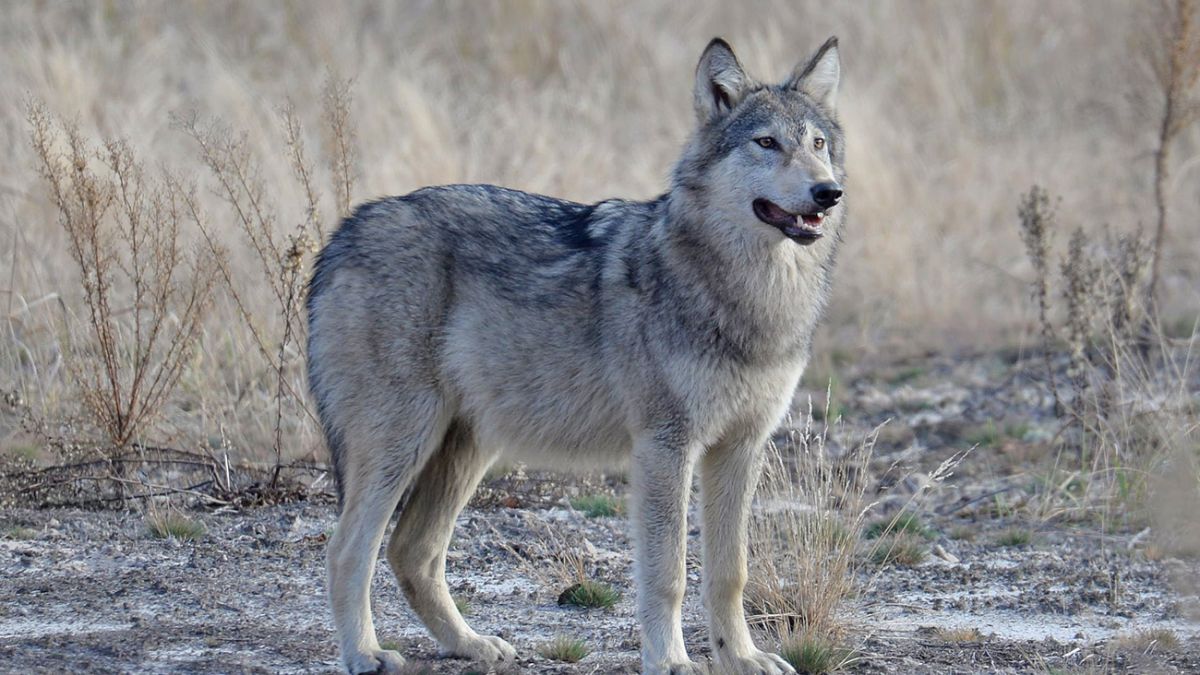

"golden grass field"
[1, 0, 1197, 462]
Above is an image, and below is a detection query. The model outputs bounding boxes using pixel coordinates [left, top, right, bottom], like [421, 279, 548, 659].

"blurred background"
[1, 0, 1197, 462]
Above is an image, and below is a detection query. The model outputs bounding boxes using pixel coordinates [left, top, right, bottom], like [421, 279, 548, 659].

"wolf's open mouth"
[752, 198, 825, 244]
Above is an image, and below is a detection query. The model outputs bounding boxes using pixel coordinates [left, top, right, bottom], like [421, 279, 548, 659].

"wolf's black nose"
[811, 182, 843, 209]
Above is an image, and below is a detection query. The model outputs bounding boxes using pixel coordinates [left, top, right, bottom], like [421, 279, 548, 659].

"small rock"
[933, 544, 959, 564]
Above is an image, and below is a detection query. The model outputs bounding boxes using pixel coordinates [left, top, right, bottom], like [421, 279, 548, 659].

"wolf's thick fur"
[307, 36, 846, 674]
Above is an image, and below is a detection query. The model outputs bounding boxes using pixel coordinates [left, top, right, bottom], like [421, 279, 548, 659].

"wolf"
[306, 35, 845, 675]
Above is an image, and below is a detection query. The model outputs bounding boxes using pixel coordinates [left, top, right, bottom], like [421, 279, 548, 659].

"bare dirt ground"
[2, 353, 1199, 674]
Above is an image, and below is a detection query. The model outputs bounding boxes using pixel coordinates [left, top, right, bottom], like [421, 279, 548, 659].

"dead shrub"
[26, 102, 216, 456]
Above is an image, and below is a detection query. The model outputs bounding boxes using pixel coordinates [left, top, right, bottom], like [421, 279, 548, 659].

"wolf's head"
[672, 37, 845, 248]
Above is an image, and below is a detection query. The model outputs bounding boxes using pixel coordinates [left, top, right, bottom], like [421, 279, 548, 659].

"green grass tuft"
[888, 365, 926, 384]
[569, 494, 624, 518]
[453, 594, 471, 616]
[864, 511, 934, 540]
[146, 512, 206, 541]
[994, 527, 1034, 547]
[7, 444, 39, 462]
[779, 634, 854, 674]
[868, 534, 927, 566]
[964, 420, 1002, 448]
[538, 635, 590, 663]
[557, 579, 620, 609]
[802, 514, 853, 548]
[3, 526, 37, 540]
[948, 525, 977, 541]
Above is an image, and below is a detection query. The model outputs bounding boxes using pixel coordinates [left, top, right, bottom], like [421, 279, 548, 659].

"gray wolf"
[307, 35, 845, 675]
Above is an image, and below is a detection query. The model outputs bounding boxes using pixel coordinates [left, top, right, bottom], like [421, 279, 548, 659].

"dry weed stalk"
[1018, 184, 1160, 456]
[26, 102, 216, 455]
[1062, 228, 1101, 381]
[174, 75, 355, 483]
[1017, 186, 1062, 415]
[322, 73, 358, 220]
[1147, 0, 1200, 308]
[1017, 186, 1196, 529]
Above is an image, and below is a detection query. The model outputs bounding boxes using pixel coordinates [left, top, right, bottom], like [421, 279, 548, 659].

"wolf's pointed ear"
[787, 36, 840, 111]
[694, 38, 752, 124]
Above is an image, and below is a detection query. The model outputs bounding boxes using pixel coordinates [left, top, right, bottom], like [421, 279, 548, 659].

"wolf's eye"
[754, 137, 778, 149]
[813, 137, 826, 150]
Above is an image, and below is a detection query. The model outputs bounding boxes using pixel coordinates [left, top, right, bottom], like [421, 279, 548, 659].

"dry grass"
[1114, 627, 1181, 654]
[747, 396, 970, 651]
[171, 91, 341, 484]
[745, 407, 876, 652]
[146, 510, 206, 541]
[499, 511, 623, 611]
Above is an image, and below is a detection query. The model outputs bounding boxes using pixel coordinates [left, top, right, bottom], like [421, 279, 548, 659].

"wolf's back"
[304, 186, 646, 504]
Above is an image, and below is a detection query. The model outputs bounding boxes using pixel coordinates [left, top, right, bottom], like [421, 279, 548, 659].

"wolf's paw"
[643, 660, 703, 675]
[344, 648, 406, 674]
[446, 632, 517, 664]
[713, 648, 796, 675]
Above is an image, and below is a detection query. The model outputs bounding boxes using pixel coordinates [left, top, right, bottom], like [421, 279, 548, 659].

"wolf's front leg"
[631, 434, 699, 674]
[700, 436, 795, 675]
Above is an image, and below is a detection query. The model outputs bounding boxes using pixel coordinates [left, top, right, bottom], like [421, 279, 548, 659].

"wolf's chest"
[665, 351, 807, 443]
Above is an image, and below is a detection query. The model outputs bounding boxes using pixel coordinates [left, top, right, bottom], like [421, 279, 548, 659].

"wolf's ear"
[694, 38, 752, 123]
[787, 36, 840, 111]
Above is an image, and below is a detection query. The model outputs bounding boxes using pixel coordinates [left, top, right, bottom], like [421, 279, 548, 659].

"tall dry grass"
[1, 1, 1198, 466]
[746, 410, 875, 659]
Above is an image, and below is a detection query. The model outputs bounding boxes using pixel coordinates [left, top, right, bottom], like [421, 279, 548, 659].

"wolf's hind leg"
[327, 393, 451, 675]
[386, 421, 515, 664]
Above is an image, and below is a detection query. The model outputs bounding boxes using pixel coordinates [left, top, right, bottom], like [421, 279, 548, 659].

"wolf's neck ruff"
[649, 191, 837, 368]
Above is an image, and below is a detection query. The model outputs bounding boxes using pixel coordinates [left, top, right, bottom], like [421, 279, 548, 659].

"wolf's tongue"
[764, 202, 794, 222]
[801, 213, 823, 226]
